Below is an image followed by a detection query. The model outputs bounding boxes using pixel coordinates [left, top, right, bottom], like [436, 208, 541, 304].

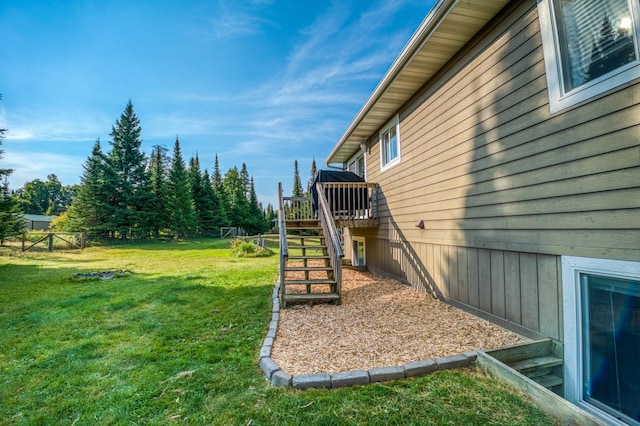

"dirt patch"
[272, 267, 523, 375]
[73, 270, 129, 280]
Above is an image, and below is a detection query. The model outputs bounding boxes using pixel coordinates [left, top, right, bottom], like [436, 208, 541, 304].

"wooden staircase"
[280, 220, 341, 308]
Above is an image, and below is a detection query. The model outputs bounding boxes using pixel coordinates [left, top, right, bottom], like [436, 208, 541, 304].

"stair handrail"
[315, 183, 343, 298]
[277, 182, 288, 306]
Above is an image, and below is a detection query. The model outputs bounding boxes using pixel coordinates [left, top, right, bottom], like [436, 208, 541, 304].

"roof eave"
[326, 0, 509, 166]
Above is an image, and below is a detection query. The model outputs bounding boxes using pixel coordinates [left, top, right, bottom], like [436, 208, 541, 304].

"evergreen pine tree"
[166, 136, 196, 238]
[0, 101, 24, 244]
[188, 154, 218, 235]
[292, 159, 303, 197]
[264, 203, 276, 232]
[247, 176, 266, 233]
[65, 139, 110, 233]
[201, 169, 224, 235]
[149, 145, 170, 238]
[240, 162, 250, 199]
[211, 153, 229, 226]
[223, 166, 250, 230]
[308, 158, 317, 195]
[107, 100, 154, 238]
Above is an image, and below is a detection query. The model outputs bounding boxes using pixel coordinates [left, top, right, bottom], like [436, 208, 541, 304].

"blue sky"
[0, 0, 434, 207]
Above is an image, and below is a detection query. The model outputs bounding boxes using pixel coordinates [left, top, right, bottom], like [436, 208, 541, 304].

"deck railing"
[316, 183, 344, 298]
[281, 196, 315, 222]
[277, 182, 289, 306]
[279, 182, 379, 225]
[319, 182, 379, 227]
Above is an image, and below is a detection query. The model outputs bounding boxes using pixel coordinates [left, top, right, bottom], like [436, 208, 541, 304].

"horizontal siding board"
[381, 186, 640, 222]
[386, 81, 639, 198]
[392, 118, 640, 201]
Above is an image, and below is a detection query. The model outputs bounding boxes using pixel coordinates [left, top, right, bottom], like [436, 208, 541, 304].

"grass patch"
[0, 240, 556, 425]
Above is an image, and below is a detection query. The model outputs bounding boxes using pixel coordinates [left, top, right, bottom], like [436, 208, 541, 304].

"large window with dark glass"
[538, 0, 640, 112]
[580, 273, 640, 424]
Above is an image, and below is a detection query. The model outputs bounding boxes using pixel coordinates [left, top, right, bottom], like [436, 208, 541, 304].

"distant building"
[23, 214, 55, 231]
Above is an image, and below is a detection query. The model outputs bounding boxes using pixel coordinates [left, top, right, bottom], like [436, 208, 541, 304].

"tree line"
[0, 94, 24, 244]
[0, 99, 276, 243]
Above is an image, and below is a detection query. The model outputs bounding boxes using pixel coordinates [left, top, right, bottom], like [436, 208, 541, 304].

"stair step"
[508, 356, 563, 373]
[285, 266, 333, 272]
[288, 255, 330, 260]
[283, 279, 336, 285]
[531, 374, 563, 389]
[283, 293, 340, 301]
[288, 245, 327, 250]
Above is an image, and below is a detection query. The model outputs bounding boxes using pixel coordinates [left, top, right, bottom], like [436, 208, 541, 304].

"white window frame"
[537, 0, 640, 113]
[379, 115, 401, 172]
[347, 152, 366, 180]
[561, 256, 640, 425]
[352, 236, 366, 266]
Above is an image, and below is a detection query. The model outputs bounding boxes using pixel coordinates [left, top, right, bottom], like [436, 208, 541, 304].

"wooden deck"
[278, 181, 379, 308]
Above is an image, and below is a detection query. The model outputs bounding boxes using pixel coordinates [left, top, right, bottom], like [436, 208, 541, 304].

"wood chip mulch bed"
[271, 266, 524, 375]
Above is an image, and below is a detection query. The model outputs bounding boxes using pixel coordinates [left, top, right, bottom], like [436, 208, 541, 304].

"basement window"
[562, 256, 640, 425]
[538, 0, 640, 112]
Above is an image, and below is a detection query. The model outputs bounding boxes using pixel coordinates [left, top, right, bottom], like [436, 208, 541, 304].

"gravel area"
[272, 266, 524, 375]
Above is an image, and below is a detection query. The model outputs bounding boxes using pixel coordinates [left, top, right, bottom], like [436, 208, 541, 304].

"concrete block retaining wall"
[259, 283, 478, 389]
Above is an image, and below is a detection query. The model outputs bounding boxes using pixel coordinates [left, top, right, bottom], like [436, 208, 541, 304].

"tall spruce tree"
[201, 169, 225, 234]
[188, 154, 217, 235]
[65, 139, 110, 233]
[211, 153, 229, 226]
[292, 159, 303, 197]
[308, 158, 317, 194]
[0, 96, 24, 244]
[247, 176, 266, 233]
[240, 162, 250, 198]
[223, 166, 250, 230]
[149, 145, 170, 238]
[166, 137, 196, 238]
[107, 100, 153, 238]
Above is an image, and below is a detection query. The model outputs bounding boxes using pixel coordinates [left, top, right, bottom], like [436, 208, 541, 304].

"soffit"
[326, 0, 510, 165]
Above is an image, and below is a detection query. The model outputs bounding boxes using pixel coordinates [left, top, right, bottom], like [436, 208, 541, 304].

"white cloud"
[1, 109, 111, 143]
[195, 0, 278, 41]
[3, 150, 86, 189]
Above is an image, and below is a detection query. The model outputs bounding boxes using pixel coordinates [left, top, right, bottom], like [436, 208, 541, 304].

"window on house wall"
[380, 115, 400, 171]
[347, 153, 366, 179]
[538, 0, 640, 112]
[352, 237, 365, 266]
[562, 256, 640, 425]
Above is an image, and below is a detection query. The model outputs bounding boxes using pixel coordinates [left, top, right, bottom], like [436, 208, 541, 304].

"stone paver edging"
[259, 283, 478, 389]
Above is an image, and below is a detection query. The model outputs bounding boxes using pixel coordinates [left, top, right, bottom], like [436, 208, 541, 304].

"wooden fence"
[22, 232, 85, 252]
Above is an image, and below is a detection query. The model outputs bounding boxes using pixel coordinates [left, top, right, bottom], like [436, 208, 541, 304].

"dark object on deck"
[311, 170, 368, 214]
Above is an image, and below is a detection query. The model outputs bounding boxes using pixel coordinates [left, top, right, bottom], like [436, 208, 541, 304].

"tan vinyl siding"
[363, 0, 640, 262]
[351, 0, 639, 338]
[360, 237, 563, 340]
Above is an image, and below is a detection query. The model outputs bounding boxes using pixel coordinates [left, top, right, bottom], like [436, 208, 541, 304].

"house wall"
[355, 0, 640, 339]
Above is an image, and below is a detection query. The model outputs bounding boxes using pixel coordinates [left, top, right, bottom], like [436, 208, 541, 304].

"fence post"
[48, 233, 54, 252]
[22, 233, 26, 252]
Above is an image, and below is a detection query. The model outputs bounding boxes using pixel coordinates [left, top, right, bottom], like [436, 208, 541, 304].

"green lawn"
[0, 240, 557, 425]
